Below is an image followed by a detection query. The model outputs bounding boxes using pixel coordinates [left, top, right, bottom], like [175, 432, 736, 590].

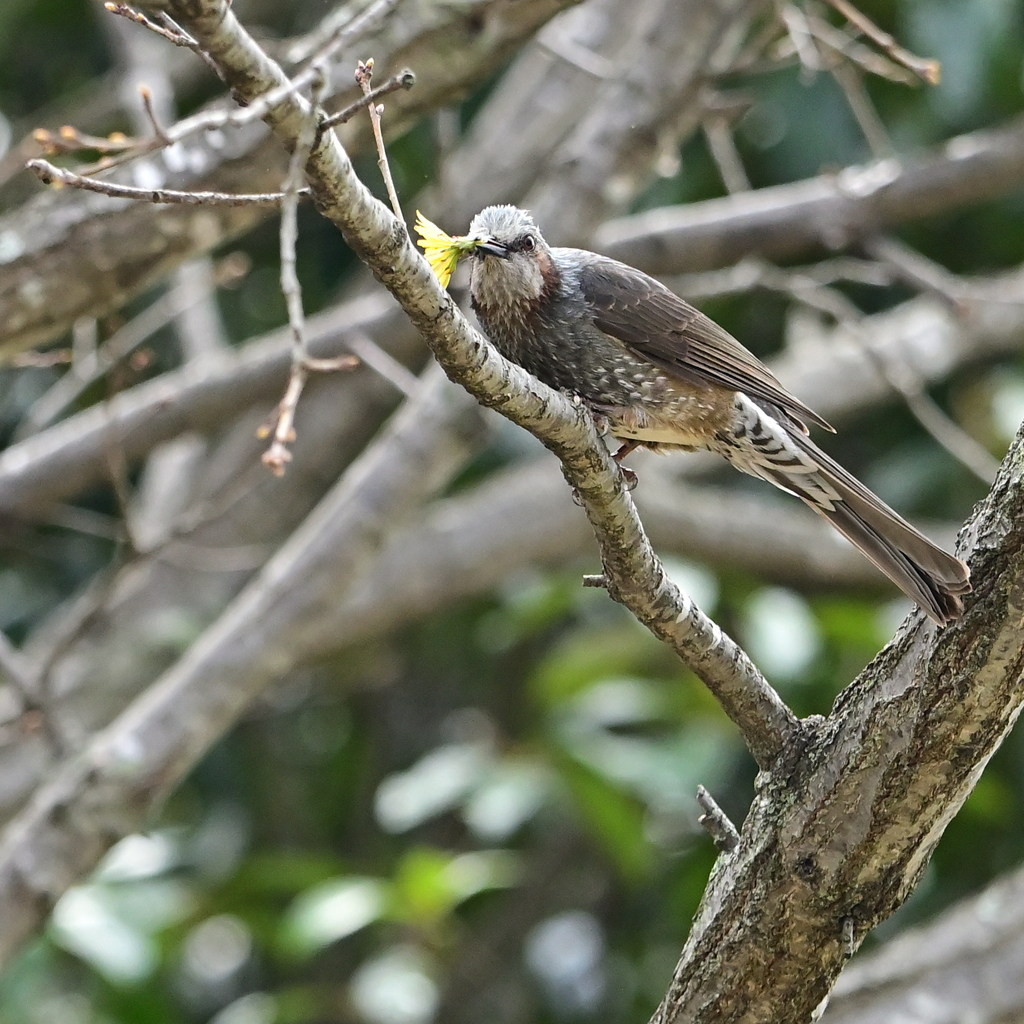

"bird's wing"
[575, 254, 833, 433]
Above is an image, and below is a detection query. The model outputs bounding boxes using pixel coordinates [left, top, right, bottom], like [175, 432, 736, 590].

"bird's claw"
[619, 465, 638, 491]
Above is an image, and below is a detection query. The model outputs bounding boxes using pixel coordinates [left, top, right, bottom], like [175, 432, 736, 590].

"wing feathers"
[576, 254, 833, 433]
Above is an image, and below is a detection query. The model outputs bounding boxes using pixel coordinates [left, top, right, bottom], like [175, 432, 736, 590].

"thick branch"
[823, 861, 1024, 1024]
[598, 117, 1024, 273]
[651, 432, 1024, 1022]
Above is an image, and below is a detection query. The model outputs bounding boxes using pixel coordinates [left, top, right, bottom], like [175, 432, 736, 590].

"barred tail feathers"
[718, 396, 970, 625]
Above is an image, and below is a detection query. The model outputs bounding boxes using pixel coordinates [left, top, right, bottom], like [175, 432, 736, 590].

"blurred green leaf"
[557, 757, 654, 883]
[279, 877, 388, 958]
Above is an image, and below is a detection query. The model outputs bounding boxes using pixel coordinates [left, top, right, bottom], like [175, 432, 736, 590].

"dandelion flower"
[414, 211, 481, 288]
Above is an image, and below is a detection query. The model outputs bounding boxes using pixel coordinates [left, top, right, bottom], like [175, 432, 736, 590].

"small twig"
[665, 255, 894, 302]
[831, 62, 894, 158]
[892, 379, 1000, 485]
[804, 12, 919, 86]
[696, 785, 740, 852]
[864, 235, 969, 307]
[30, 124, 138, 158]
[703, 116, 751, 193]
[286, 0, 402, 66]
[582, 574, 609, 588]
[665, 252, 997, 486]
[728, 16, 787, 73]
[39, 2, 405, 181]
[320, 69, 415, 131]
[0, 631, 37, 710]
[343, 329, 421, 397]
[17, 282, 208, 437]
[536, 24, 616, 79]
[10, 349, 73, 367]
[105, 2, 190, 45]
[34, 21, 333, 177]
[28, 158, 301, 204]
[778, 2, 823, 77]
[103, 3, 225, 79]
[0, 631, 64, 753]
[355, 58, 402, 220]
[138, 85, 171, 143]
[774, 269, 1000, 486]
[104, 414, 140, 556]
[821, 0, 940, 84]
[263, 66, 339, 476]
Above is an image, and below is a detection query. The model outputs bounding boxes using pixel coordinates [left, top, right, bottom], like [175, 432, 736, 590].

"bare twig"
[263, 65, 334, 476]
[0, 632, 36, 709]
[320, 69, 415, 131]
[831, 61, 894, 158]
[778, 2, 822, 76]
[343, 329, 421, 397]
[696, 785, 740, 852]
[31, 28, 338, 179]
[355, 58, 402, 219]
[804, 11, 919, 86]
[27, 158, 299, 204]
[703, 116, 751, 193]
[665, 252, 1000, 487]
[18, 282, 213, 437]
[535, 25, 617, 79]
[666, 255, 894, 301]
[864, 235, 969, 306]
[10, 350, 73, 367]
[137, 85, 171, 143]
[285, 0, 403, 66]
[29, 124, 136, 158]
[822, 0, 941, 84]
[883, 369, 1000, 485]
[104, 2, 222, 77]
[769, 270, 1001, 485]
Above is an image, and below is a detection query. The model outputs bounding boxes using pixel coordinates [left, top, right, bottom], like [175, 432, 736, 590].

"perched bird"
[464, 204, 970, 625]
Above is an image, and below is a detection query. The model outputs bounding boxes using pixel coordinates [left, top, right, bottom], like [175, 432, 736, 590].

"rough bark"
[823, 862, 1024, 1024]
[650, 436, 1024, 1022]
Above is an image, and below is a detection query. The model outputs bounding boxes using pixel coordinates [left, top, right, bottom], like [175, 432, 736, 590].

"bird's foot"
[612, 441, 640, 491]
[589, 407, 610, 436]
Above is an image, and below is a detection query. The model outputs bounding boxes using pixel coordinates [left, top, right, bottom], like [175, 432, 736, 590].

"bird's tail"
[757, 431, 971, 625]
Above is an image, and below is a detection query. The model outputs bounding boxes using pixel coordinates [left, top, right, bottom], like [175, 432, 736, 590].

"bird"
[464, 204, 970, 625]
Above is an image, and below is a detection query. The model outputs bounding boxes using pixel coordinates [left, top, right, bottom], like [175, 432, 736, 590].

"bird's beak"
[473, 238, 511, 259]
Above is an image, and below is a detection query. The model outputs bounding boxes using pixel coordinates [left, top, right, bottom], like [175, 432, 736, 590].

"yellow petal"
[414, 210, 481, 289]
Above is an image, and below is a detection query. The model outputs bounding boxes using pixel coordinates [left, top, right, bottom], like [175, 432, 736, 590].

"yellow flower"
[414, 211, 481, 289]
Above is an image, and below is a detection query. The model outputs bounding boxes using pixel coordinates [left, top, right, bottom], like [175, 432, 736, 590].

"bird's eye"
[520, 235, 535, 252]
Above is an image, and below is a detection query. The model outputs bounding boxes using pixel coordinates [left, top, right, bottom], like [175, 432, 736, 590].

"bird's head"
[467, 205, 558, 311]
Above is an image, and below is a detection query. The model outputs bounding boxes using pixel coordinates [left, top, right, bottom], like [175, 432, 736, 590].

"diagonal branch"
[599, 117, 1024, 273]
[159, 0, 797, 763]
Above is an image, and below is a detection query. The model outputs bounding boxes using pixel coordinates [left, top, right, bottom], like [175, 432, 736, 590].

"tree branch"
[823, 861, 1024, 1024]
[599, 117, 1024, 273]
[648, 433, 1024, 1021]
[0, 0, 580, 357]
[0, 3, 806, 971]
